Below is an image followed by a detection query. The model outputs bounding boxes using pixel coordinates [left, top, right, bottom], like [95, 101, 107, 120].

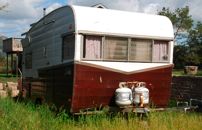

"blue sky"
[0, 0, 202, 38]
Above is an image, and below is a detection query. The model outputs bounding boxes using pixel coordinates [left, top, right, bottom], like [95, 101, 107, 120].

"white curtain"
[85, 36, 102, 59]
[153, 40, 168, 61]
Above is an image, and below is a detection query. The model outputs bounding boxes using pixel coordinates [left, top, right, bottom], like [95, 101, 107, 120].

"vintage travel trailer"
[21, 5, 174, 112]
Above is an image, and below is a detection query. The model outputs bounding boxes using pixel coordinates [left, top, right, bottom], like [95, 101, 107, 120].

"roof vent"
[43, 8, 46, 17]
[92, 3, 108, 9]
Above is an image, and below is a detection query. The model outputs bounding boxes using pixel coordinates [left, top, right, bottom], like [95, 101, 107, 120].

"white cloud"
[46, 3, 62, 14]
[143, 3, 160, 14]
[1, 0, 202, 38]
[0, 0, 62, 37]
[0, 0, 45, 20]
[68, 0, 202, 23]
[0, 22, 19, 29]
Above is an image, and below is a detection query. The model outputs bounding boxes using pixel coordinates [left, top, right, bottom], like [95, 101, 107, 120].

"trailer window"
[62, 34, 75, 60]
[130, 39, 152, 62]
[83, 35, 102, 59]
[153, 40, 169, 61]
[25, 53, 32, 69]
[104, 37, 128, 61]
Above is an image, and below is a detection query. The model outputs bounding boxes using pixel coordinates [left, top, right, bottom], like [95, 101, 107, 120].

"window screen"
[62, 34, 75, 60]
[25, 53, 32, 69]
[130, 39, 152, 62]
[104, 37, 128, 61]
[153, 40, 168, 61]
[83, 35, 102, 59]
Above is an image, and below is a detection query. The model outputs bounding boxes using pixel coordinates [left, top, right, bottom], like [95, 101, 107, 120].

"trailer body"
[21, 5, 174, 112]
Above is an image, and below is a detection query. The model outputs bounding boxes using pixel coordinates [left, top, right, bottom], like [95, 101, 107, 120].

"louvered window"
[25, 53, 32, 69]
[104, 37, 128, 61]
[82, 35, 170, 63]
[130, 39, 152, 62]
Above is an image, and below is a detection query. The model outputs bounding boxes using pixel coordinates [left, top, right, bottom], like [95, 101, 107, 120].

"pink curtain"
[153, 40, 168, 61]
[85, 36, 102, 59]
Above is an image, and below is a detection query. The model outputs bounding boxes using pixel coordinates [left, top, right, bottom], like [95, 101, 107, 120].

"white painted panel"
[169, 41, 174, 63]
[72, 5, 174, 38]
[75, 34, 81, 61]
[82, 61, 171, 72]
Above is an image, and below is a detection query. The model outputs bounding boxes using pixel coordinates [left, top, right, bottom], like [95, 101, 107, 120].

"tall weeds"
[0, 97, 202, 129]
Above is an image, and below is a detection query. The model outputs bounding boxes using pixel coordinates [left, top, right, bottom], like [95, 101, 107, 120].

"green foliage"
[0, 54, 5, 62]
[172, 70, 202, 76]
[0, 77, 18, 84]
[0, 54, 7, 67]
[168, 100, 178, 107]
[0, 66, 11, 74]
[0, 3, 9, 12]
[0, 97, 202, 129]
[158, 6, 194, 40]
[173, 45, 188, 67]
[186, 21, 202, 67]
[167, 100, 189, 107]
[159, 6, 202, 68]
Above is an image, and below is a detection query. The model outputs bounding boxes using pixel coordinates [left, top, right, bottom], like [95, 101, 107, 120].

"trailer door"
[44, 20, 55, 103]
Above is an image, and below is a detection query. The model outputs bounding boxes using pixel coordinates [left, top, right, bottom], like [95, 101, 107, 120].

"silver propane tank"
[132, 82, 149, 107]
[115, 82, 132, 107]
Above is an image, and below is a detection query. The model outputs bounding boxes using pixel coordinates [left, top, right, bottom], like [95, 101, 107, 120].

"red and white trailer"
[21, 5, 174, 112]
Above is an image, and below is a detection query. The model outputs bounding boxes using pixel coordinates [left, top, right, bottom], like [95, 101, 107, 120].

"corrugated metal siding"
[23, 6, 75, 78]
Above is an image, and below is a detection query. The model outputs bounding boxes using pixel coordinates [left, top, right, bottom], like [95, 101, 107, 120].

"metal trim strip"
[78, 30, 174, 41]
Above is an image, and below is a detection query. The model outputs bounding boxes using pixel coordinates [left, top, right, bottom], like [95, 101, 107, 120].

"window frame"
[81, 34, 104, 61]
[61, 32, 75, 62]
[129, 38, 153, 63]
[80, 34, 171, 63]
[152, 40, 171, 63]
[25, 52, 32, 69]
[103, 36, 129, 62]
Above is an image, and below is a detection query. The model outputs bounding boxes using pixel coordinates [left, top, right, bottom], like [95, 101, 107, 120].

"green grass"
[0, 97, 202, 130]
[0, 77, 19, 84]
[168, 100, 189, 107]
[0, 74, 21, 77]
[172, 70, 202, 76]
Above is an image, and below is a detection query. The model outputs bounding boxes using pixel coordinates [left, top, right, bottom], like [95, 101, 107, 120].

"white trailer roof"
[72, 5, 174, 39]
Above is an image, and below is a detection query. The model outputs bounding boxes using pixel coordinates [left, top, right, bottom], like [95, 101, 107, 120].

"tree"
[186, 21, 202, 67]
[158, 6, 194, 41]
[0, 3, 9, 12]
[158, 6, 197, 68]
[0, 54, 5, 62]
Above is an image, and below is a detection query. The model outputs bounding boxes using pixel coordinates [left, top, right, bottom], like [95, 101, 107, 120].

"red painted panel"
[72, 63, 172, 112]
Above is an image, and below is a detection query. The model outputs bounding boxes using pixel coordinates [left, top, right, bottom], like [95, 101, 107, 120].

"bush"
[0, 66, 11, 74]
